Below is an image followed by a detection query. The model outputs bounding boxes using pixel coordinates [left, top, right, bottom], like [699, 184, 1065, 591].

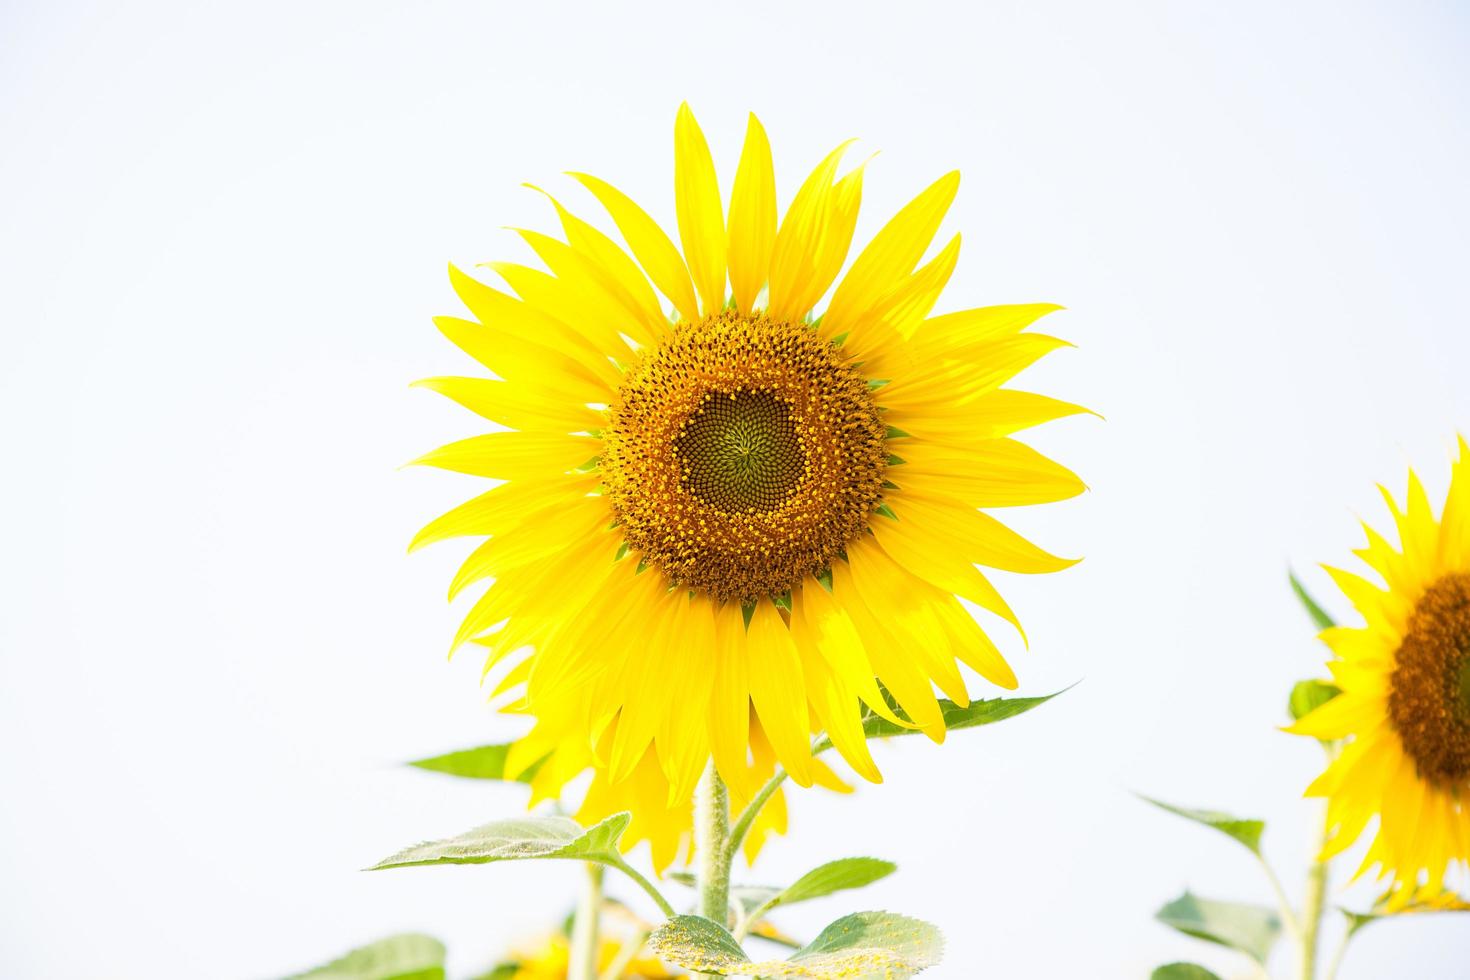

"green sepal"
[407, 743, 546, 783]
[1289, 570, 1337, 630]
[1288, 679, 1342, 722]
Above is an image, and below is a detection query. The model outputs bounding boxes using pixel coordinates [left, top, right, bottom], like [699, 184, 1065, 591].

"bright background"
[3, 1, 1469, 977]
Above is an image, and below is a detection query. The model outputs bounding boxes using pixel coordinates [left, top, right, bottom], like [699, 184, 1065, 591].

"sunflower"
[507, 932, 681, 980]
[1289, 440, 1470, 907]
[412, 104, 1085, 823]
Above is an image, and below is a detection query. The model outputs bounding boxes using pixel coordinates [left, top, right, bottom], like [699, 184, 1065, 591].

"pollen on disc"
[601, 311, 888, 603]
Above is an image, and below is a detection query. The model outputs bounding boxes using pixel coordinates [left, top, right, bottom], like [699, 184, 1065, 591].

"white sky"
[3, 1, 1469, 977]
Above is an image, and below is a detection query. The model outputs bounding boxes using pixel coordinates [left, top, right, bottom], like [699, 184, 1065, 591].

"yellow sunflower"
[412, 104, 1085, 821]
[1289, 439, 1470, 907]
[508, 932, 681, 980]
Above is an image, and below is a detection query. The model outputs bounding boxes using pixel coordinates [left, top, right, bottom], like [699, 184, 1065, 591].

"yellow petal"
[445, 265, 619, 389]
[569, 172, 700, 322]
[745, 600, 814, 786]
[767, 141, 852, 320]
[709, 602, 755, 798]
[824, 171, 960, 335]
[897, 438, 1086, 508]
[407, 431, 597, 480]
[1285, 692, 1385, 739]
[831, 547, 946, 740]
[727, 113, 776, 314]
[674, 103, 727, 316]
[889, 495, 1079, 574]
[870, 513, 1023, 637]
[524, 184, 669, 343]
[411, 376, 603, 433]
[409, 473, 600, 553]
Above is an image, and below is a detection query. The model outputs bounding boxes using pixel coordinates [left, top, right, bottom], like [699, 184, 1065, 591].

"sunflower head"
[412, 104, 1085, 830]
[603, 309, 887, 602]
[1289, 438, 1470, 905]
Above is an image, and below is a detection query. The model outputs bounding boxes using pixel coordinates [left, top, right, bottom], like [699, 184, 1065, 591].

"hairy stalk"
[695, 762, 732, 924]
[1298, 804, 1331, 980]
[693, 762, 733, 980]
[570, 863, 604, 980]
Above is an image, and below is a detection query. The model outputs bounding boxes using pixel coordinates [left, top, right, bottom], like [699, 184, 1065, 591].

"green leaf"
[851, 691, 1061, 742]
[1288, 680, 1342, 722]
[738, 858, 898, 927]
[1139, 797, 1264, 855]
[1156, 892, 1281, 964]
[368, 813, 630, 871]
[1289, 571, 1336, 631]
[407, 743, 546, 783]
[651, 911, 943, 979]
[287, 934, 445, 980]
[467, 965, 519, 980]
[647, 916, 752, 975]
[1151, 964, 1222, 980]
[784, 911, 943, 979]
[777, 858, 897, 907]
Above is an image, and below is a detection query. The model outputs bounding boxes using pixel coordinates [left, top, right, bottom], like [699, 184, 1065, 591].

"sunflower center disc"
[1388, 571, 1470, 785]
[675, 390, 805, 512]
[601, 311, 887, 603]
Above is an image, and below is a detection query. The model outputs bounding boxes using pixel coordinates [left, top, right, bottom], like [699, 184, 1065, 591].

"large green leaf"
[1151, 964, 1222, 980]
[1289, 571, 1337, 631]
[650, 912, 942, 979]
[407, 743, 545, 782]
[1140, 797, 1264, 855]
[647, 916, 752, 976]
[1288, 680, 1342, 722]
[786, 912, 943, 978]
[287, 934, 445, 980]
[368, 813, 630, 871]
[1156, 892, 1281, 964]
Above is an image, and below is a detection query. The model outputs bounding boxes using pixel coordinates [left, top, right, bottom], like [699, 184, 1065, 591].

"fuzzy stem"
[570, 863, 604, 980]
[694, 761, 731, 925]
[1299, 804, 1331, 980]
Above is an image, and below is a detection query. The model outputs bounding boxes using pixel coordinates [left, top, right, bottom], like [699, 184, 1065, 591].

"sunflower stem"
[694, 761, 732, 929]
[569, 862, 603, 980]
[1322, 924, 1353, 980]
[1298, 803, 1331, 980]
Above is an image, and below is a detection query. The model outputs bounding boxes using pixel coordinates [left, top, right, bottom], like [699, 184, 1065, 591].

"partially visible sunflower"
[1289, 440, 1470, 907]
[413, 104, 1085, 825]
[505, 932, 680, 980]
